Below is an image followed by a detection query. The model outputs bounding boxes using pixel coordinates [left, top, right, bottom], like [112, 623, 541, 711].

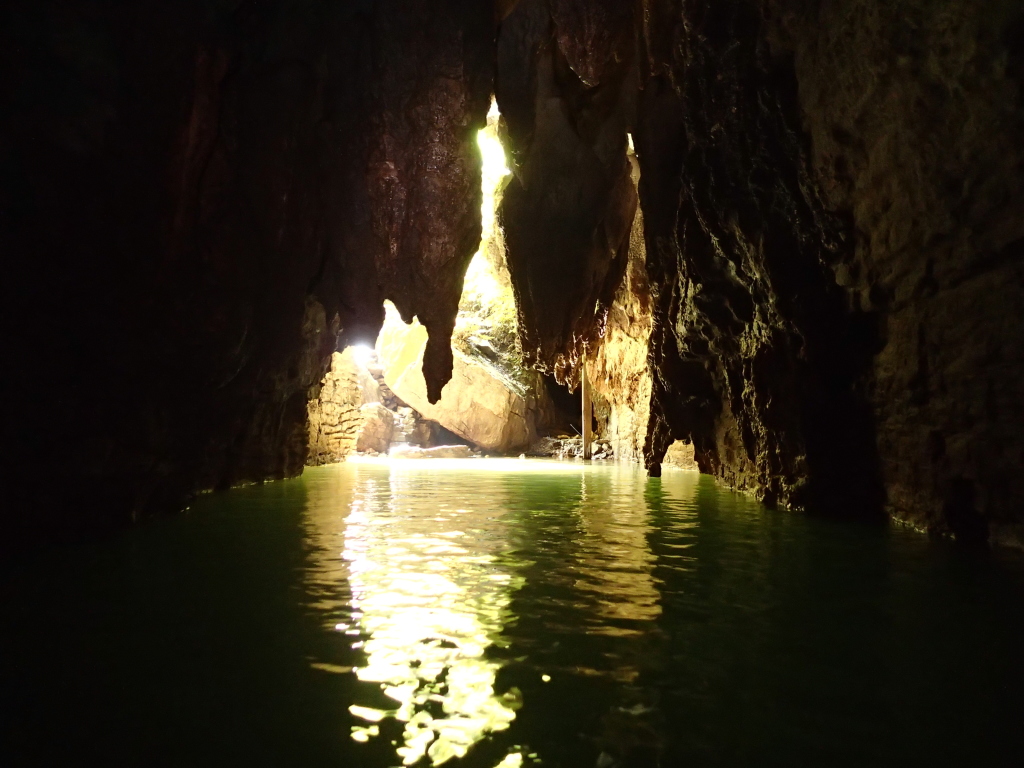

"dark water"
[3, 459, 1024, 767]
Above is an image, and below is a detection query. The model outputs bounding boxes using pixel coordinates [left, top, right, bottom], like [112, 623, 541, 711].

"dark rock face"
[368, 0, 494, 402]
[0, 1, 493, 545]
[496, 0, 1024, 542]
[770, 0, 1024, 541]
[632, 0, 886, 520]
[496, 0, 637, 382]
[632, 0, 1024, 537]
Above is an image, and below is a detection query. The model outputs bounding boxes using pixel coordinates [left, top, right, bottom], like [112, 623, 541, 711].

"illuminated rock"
[307, 350, 365, 465]
[376, 303, 536, 454]
[356, 403, 395, 455]
[663, 441, 698, 471]
[585, 152, 652, 464]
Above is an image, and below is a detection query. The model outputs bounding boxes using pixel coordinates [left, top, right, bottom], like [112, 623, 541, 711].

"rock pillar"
[582, 351, 593, 460]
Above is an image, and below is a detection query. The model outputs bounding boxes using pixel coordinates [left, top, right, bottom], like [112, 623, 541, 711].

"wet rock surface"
[631, 0, 881, 518]
[495, 0, 638, 381]
[776, 0, 1024, 541]
[388, 444, 474, 459]
[307, 348, 469, 462]
[492, 0, 1024, 542]
[528, 436, 615, 461]
[663, 441, 698, 472]
[355, 404, 395, 456]
[585, 152, 654, 464]
[628, 0, 1024, 541]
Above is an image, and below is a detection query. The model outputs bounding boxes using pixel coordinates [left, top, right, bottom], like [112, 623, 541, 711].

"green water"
[3, 459, 1023, 767]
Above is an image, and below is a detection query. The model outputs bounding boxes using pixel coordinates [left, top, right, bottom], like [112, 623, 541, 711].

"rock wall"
[633, 0, 879, 519]
[494, 1, 1024, 543]
[496, 0, 638, 382]
[770, 0, 1024, 543]
[663, 441, 699, 472]
[585, 153, 654, 463]
[0, 1, 496, 545]
[627, 0, 1024, 542]
[306, 349, 366, 466]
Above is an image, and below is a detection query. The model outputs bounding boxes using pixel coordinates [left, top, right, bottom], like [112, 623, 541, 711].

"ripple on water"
[4, 459, 1024, 767]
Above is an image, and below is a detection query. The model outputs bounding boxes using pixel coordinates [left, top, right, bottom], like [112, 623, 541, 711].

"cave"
[2, 0, 1024, 765]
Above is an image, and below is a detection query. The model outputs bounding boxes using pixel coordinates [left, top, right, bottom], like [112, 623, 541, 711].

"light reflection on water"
[6, 458, 1024, 766]
[302, 459, 670, 766]
[344, 471, 518, 765]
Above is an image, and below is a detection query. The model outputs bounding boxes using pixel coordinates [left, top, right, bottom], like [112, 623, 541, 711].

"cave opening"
[307, 99, 586, 464]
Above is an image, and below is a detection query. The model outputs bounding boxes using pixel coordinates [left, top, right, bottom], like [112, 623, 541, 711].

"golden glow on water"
[573, 474, 661, 640]
[302, 459, 677, 766]
[348, 455, 589, 472]
[11, 457, 1019, 767]
[340, 469, 522, 765]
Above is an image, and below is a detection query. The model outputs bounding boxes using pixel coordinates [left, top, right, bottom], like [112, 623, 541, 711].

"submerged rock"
[389, 444, 473, 459]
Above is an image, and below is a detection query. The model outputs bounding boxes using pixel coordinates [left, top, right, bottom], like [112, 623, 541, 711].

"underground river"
[3, 459, 1023, 767]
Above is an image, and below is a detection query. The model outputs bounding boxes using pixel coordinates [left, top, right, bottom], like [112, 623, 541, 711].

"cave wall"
[0, 0, 494, 545]
[769, 0, 1024, 542]
[495, 0, 638, 383]
[626, 0, 1024, 541]
[306, 350, 367, 466]
[633, 0, 882, 519]
[585, 152, 654, 463]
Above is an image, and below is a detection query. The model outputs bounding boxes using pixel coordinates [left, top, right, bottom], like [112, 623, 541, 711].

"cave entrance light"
[349, 343, 375, 366]
[360, 97, 531, 461]
[455, 97, 515, 337]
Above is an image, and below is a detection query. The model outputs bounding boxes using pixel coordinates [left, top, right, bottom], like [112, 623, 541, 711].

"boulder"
[356, 403, 394, 454]
[376, 303, 537, 453]
[307, 348, 390, 465]
[663, 441, 698, 471]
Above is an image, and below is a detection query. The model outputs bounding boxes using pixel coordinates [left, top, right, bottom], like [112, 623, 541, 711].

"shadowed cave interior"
[4, 0, 1023, 547]
[2, 0, 1024, 765]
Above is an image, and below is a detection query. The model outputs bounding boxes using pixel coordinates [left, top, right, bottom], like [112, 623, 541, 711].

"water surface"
[3, 459, 1023, 767]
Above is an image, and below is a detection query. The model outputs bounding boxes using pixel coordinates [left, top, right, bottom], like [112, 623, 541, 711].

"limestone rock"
[389, 444, 473, 459]
[356, 403, 395, 455]
[663, 441, 698, 472]
[497, 0, 636, 380]
[356, 364, 381, 406]
[1, 0, 495, 544]
[527, 436, 587, 460]
[306, 350, 365, 465]
[376, 303, 538, 453]
[9, 0, 1024, 551]
[627, 0, 1024, 542]
[585, 152, 653, 464]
